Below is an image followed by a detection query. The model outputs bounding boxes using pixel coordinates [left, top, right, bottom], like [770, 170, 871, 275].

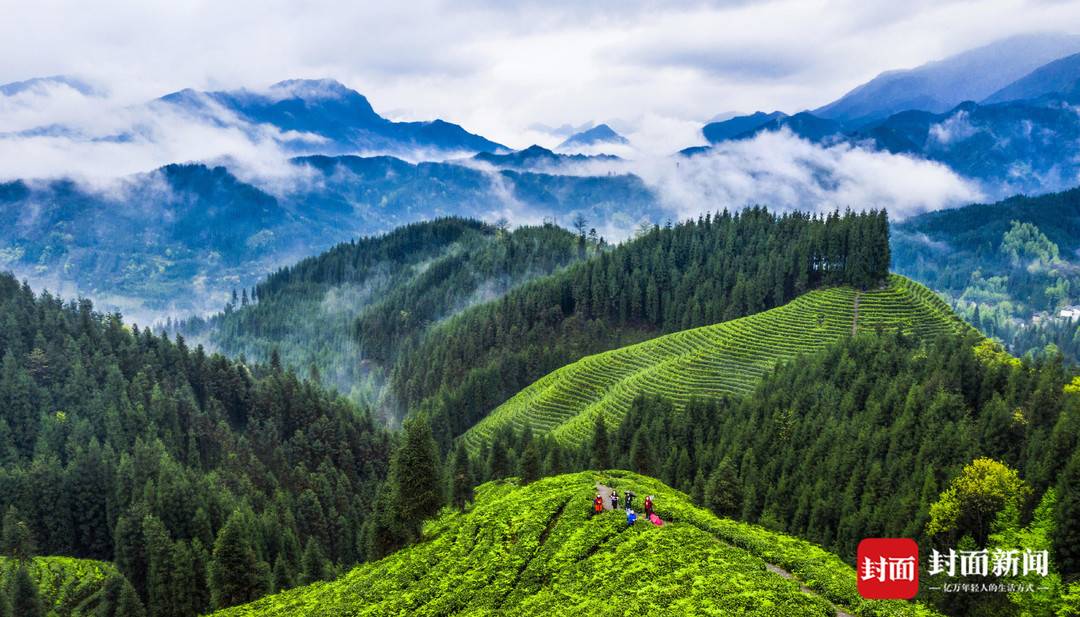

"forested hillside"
[213, 471, 940, 617]
[393, 207, 891, 445]
[0, 556, 128, 617]
[463, 329, 1080, 616]
[174, 218, 585, 409]
[462, 275, 969, 451]
[0, 272, 392, 615]
[892, 188, 1080, 362]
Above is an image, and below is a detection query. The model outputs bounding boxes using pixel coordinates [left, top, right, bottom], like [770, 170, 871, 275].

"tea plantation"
[0, 556, 118, 616]
[463, 275, 970, 450]
[213, 471, 941, 617]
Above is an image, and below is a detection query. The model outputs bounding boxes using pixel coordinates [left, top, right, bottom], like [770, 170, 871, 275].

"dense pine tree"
[391, 418, 443, 541]
[519, 440, 541, 485]
[704, 459, 742, 518]
[396, 208, 891, 442]
[448, 443, 474, 510]
[7, 565, 42, 617]
[1054, 449, 1080, 579]
[299, 539, 331, 586]
[590, 415, 610, 470]
[208, 512, 264, 610]
[0, 272, 391, 613]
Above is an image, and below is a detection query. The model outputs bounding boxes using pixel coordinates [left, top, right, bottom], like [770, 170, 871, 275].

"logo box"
[857, 538, 920, 599]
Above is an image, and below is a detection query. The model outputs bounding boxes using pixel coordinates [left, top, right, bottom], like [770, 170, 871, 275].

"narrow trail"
[851, 291, 862, 335]
[596, 483, 854, 617]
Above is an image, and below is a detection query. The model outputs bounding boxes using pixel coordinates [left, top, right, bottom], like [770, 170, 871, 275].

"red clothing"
[594, 497, 603, 512]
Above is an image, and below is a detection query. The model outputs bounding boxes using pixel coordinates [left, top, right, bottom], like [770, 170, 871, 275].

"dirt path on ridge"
[852, 291, 862, 335]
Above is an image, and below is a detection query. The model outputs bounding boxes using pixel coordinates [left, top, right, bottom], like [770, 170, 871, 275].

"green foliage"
[7, 563, 43, 617]
[1053, 449, 1080, 579]
[297, 540, 330, 587]
[208, 512, 265, 610]
[211, 472, 938, 617]
[390, 417, 443, 540]
[397, 208, 891, 444]
[893, 189, 1080, 362]
[926, 458, 1032, 544]
[0, 556, 119, 617]
[1001, 221, 1061, 268]
[447, 443, 474, 511]
[988, 489, 1067, 616]
[704, 458, 741, 518]
[492, 326, 1076, 574]
[0, 507, 34, 561]
[464, 275, 968, 450]
[0, 272, 392, 613]
[588, 414, 610, 470]
[176, 218, 583, 410]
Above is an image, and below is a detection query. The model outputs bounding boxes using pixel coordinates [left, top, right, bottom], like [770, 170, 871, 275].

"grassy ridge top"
[463, 275, 970, 450]
[214, 471, 938, 617]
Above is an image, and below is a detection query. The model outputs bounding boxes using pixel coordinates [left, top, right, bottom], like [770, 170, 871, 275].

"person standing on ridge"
[644, 495, 653, 519]
[610, 490, 619, 510]
[625, 490, 635, 510]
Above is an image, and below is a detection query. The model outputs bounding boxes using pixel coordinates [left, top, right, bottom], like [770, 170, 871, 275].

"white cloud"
[3, 1, 1080, 152]
[629, 129, 984, 221]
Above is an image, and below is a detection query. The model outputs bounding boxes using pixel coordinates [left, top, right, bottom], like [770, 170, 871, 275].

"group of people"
[591, 489, 659, 527]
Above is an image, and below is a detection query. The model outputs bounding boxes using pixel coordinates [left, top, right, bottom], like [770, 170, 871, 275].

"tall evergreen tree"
[448, 443, 474, 511]
[1053, 448, 1080, 579]
[519, 440, 541, 485]
[142, 515, 174, 617]
[7, 565, 42, 617]
[365, 483, 406, 560]
[391, 417, 443, 540]
[208, 512, 264, 610]
[271, 554, 294, 592]
[704, 458, 742, 518]
[486, 439, 512, 480]
[590, 415, 610, 470]
[628, 428, 656, 476]
[299, 539, 331, 586]
[0, 506, 34, 561]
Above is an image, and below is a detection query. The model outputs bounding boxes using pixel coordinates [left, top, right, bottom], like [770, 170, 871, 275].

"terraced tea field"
[213, 471, 941, 617]
[0, 556, 118, 615]
[463, 275, 970, 450]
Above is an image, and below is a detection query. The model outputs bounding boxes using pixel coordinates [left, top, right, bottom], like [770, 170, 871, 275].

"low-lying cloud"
[628, 129, 984, 222]
[0, 82, 303, 183]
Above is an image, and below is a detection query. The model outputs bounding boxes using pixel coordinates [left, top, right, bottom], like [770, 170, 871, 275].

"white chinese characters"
[860, 556, 917, 582]
[928, 549, 1048, 578]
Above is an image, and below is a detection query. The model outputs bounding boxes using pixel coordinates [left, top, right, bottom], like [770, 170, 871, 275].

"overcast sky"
[4, 0, 1080, 149]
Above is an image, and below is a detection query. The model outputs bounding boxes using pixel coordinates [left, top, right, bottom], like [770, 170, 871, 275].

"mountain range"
[0, 154, 658, 318]
[696, 34, 1080, 195]
[812, 32, 1080, 125]
[155, 78, 506, 155]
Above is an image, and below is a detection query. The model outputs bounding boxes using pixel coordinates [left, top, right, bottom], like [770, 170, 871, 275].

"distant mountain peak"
[557, 123, 629, 150]
[813, 32, 1080, 125]
[983, 52, 1080, 104]
[0, 75, 100, 97]
[266, 78, 356, 102]
[702, 111, 787, 143]
[472, 144, 619, 169]
[155, 79, 503, 155]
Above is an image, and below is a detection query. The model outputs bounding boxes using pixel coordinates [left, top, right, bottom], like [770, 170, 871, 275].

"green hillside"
[463, 275, 970, 450]
[0, 556, 121, 616]
[213, 471, 939, 617]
